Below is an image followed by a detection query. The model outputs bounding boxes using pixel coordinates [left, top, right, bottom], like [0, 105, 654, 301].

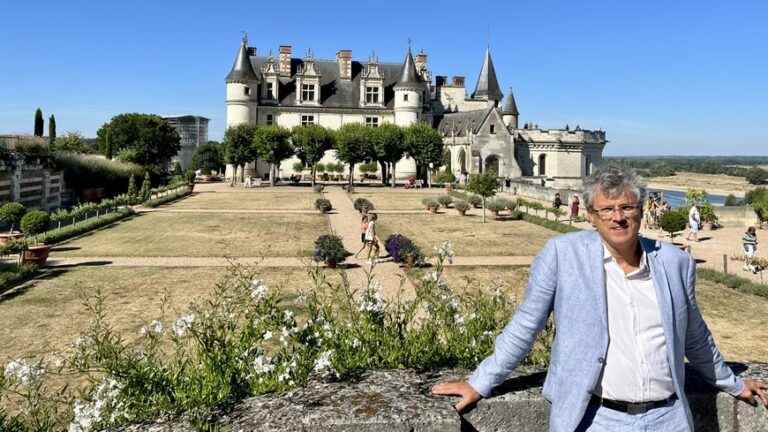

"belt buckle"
[627, 402, 649, 415]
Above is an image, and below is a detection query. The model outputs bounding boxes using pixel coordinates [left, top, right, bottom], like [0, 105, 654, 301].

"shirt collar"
[602, 243, 649, 277]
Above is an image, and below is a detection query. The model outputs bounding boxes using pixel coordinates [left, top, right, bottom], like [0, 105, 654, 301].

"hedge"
[697, 268, 768, 299]
[36, 208, 135, 245]
[521, 213, 582, 234]
[143, 185, 193, 208]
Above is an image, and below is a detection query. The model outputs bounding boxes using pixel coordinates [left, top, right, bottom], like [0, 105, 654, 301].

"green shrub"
[659, 209, 688, 238]
[699, 202, 718, 223]
[20, 210, 50, 235]
[38, 208, 134, 245]
[353, 198, 374, 213]
[421, 197, 440, 212]
[433, 170, 456, 184]
[437, 195, 453, 208]
[453, 200, 470, 215]
[314, 198, 333, 213]
[698, 268, 768, 298]
[139, 172, 152, 201]
[486, 199, 506, 215]
[468, 195, 482, 208]
[53, 152, 144, 197]
[0, 203, 27, 229]
[503, 199, 517, 212]
[143, 186, 192, 208]
[313, 234, 349, 265]
[724, 194, 741, 206]
[521, 213, 581, 234]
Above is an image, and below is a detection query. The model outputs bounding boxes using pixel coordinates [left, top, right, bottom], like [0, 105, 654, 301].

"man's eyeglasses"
[589, 204, 641, 220]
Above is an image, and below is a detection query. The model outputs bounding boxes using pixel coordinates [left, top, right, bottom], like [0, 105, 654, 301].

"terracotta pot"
[703, 222, 713, 230]
[0, 232, 25, 245]
[23, 245, 50, 266]
[326, 260, 337, 268]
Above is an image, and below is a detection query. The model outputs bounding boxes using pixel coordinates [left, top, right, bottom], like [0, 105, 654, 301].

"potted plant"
[0, 202, 27, 244]
[353, 198, 374, 214]
[454, 200, 470, 216]
[313, 234, 350, 268]
[486, 199, 506, 219]
[437, 195, 453, 208]
[20, 209, 51, 266]
[422, 198, 440, 213]
[314, 198, 333, 214]
[699, 203, 718, 229]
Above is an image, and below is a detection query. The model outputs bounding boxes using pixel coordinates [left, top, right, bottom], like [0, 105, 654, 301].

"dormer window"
[301, 84, 316, 102]
[365, 87, 380, 104]
[266, 82, 274, 99]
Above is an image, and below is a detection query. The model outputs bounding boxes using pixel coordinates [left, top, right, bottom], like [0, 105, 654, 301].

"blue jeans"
[576, 397, 689, 431]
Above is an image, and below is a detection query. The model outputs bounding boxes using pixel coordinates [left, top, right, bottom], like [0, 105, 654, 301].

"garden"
[170, 189, 321, 211]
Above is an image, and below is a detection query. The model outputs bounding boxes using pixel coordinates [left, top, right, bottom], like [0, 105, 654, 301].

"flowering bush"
[384, 233, 425, 266]
[313, 234, 349, 266]
[0, 243, 553, 430]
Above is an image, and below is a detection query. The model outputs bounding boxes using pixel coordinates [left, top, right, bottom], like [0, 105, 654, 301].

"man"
[432, 165, 767, 431]
[687, 204, 701, 242]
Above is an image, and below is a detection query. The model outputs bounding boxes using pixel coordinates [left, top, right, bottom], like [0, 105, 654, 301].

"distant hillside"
[604, 156, 768, 185]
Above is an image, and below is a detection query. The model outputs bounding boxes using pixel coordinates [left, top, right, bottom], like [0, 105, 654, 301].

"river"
[647, 188, 729, 208]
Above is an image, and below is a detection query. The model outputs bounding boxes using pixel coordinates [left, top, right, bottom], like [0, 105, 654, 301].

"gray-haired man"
[433, 165, 767, 431]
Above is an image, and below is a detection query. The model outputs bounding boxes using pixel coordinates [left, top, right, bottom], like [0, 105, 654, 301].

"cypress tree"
[127, 174, 137, 198]
[34, 108, 44, 137]
[104, 127, 113, 159]
[139, 172, 152, 201]
[48, 115, 56, 146]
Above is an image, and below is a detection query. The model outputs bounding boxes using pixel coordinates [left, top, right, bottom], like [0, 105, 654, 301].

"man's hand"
[737, 379, 768, 407]
[431, 381, 482, 412]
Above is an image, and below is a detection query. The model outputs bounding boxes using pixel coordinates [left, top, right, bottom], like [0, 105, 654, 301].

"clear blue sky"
[1, 0, 766, 156]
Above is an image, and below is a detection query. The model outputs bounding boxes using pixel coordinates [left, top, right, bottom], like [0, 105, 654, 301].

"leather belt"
[590, 394, 677, 415]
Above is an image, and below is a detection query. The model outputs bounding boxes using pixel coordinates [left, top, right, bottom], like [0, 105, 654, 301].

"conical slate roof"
[226, 38, 259, 83]
[472, 48, 502, 101]
[502, 87, 519, 115]
[394, 49, 422, 89]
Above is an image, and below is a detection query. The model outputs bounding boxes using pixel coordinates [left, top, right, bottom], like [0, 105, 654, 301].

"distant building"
[163, 115, 209, 170]
[224, 35, 606, 187]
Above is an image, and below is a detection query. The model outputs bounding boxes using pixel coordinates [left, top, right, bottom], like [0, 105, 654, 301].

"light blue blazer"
[468, 230, 744, 432]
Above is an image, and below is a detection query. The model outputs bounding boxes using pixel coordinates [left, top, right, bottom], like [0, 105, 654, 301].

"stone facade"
[163, 115, 209, 171]
[224, 35, 607, 186]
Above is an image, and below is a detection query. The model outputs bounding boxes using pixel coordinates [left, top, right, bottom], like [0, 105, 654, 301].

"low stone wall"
[119, 363, 768, 431]
[510, 180, 581, 208]
[714, 206, 761, 228]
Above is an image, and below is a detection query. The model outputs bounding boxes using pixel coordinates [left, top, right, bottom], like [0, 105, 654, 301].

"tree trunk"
[379, 160, 388, 185]
[482, 197, 486, 223]
[391, 162, 397, 188]
[311, 164, 316, 187]
[348, 164, 355, 189]
[269, 163, 276, 186]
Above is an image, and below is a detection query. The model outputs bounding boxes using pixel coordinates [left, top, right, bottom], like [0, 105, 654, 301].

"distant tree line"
[606, 156, 768, 185]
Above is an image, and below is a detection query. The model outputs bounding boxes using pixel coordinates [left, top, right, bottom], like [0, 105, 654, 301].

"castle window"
[490, 124, 495, 134]
[301, 84, 316, 102]
[244, 86, 251, 96]
[403, 94, 409, 102]
[365, 86, 380, 104]
[365, 116, 379, 127]
[301, 115, 315, 125]
[266, 114, 274, 125]
[266, 82, 274, 99]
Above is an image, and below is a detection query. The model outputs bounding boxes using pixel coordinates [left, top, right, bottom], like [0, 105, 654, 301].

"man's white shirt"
[594, 244, 676, 402]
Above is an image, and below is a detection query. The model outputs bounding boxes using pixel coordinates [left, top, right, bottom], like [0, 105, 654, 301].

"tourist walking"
[686, 204, 701, 242]
[743, 226, 759, 273]
[353, 214, 369, 259]
[552, 193, 563, 209]
[432, 165, 767, 432]
[364, 213, 380, 262]
[570, 194, 580, 220]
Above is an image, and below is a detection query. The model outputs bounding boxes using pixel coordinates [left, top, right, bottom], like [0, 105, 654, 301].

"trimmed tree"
[252, 125, 293, 186]
[372, 123, 405, 187]
[127, 174, 137, 200]
[34, 108, 44, 137]
[403, 123, 444, 185]
[334, 123, 375, 188]
[291, 124, 334, 186]
[659, 209, 688, 239]
[48, 115, 56, 146]
[223, 124, 258, 184]
[192, 142, 223, 175]
[467, 171, 499, 223]
[139, 171, 152, 201]
[96, 113, 181, 174]
[53, 131, 89, 153]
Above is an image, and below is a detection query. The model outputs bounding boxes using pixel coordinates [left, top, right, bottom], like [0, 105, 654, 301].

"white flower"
[68, 378, 122, 432]
[313, 350, 337, 377]
[171, 314, 195, 337]
[150, 320, 163, 335]
[454, 313, 465, 326]
[252, 355, 275, 375]
[250, 279, 268, 301]
[351, 338, 361, 349]
[263, 330, 273, 341]
[435, 240, 455, 263]
[284, 310, 294, 321]
[4, 359, 44, 386]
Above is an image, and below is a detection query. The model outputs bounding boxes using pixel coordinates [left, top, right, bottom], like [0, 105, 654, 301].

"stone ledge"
[118, 363, 768, 432]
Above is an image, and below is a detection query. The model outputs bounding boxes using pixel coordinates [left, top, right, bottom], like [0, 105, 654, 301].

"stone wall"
[118, 363, 768, 431]
[0, 162, 63, 211]
[510, 179, 582, 208]
[714, 206, 761, 228]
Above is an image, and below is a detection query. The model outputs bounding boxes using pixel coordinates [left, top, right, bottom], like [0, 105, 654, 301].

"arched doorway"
[538, 154, 546, 176]
[458, 148, 467, 174]
[485, 155, 500, 175]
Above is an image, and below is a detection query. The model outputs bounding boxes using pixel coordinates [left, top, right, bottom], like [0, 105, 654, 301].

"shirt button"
[598, 357, 605, 364]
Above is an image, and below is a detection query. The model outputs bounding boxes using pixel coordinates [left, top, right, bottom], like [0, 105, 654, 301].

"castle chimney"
[415, 51, 428, 78]
[336, 49, 352, 80]
[279, 45, 292, 76]
[452, 76, 465, 87]
[435, 75, 447, 87]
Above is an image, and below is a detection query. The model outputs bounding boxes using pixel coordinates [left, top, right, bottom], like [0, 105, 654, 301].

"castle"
[225, 36, 606, 187]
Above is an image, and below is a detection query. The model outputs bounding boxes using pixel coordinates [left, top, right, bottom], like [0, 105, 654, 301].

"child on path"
[353, 214, 369, 259]
[364, 213, 380, 262]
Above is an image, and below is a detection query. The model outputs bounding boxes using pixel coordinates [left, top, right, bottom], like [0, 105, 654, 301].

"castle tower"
[393, 48, 423, 127]
[472, 48, 503, 108]
[501, 87, 520, 128]
[225, 34, 259, 128]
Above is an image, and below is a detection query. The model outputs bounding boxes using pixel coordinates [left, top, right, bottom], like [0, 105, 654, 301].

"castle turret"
[393, 48, 423, 127]
[472, 48, 503, 107]
[225, 35, 259, 128]
[501, 87, 519, 128]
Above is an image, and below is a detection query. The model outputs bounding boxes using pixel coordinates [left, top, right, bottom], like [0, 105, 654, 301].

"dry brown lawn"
[0, 266, 337, 364]
[646, 172, 751, 197]
[377, 214, 555, 256]
[51, 212, 328, 257]
[169, 191, 319, 210]
[350, 191, 438, 210]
